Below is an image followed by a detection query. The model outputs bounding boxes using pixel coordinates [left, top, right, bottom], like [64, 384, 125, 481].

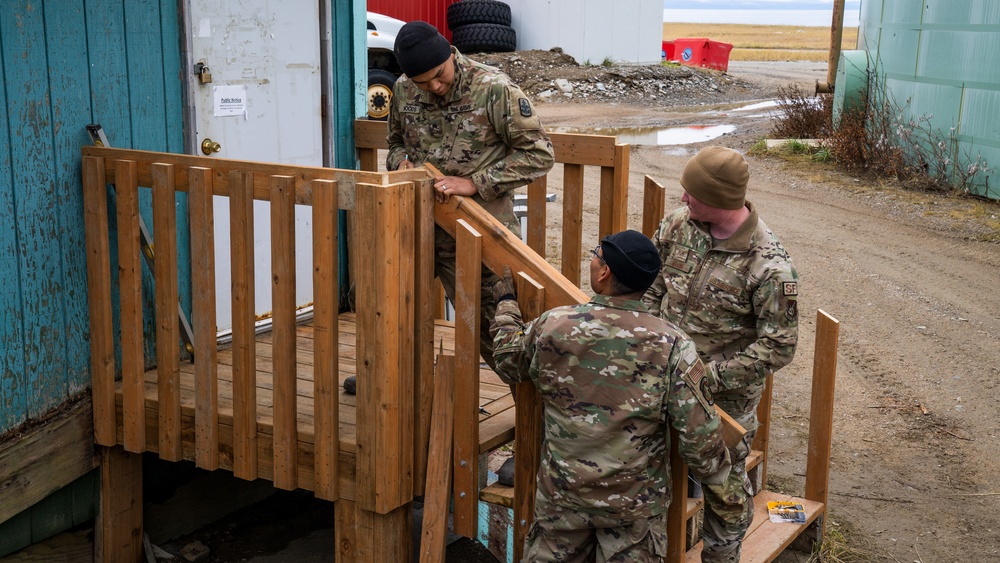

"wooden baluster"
[526, 176, 548, 258]
[189, 166, 219, 470]
[561, 163, 584, 286]
[115, 159, 145, 453]
[230, 170, 258, 481]
[152, 163, 181, 462]
[270, 174, 298, 490]
[642, 174, 665, 238]
[312, 179, 340, 501]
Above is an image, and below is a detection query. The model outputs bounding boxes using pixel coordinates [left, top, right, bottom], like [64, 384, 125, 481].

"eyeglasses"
[591, 244, 605, 263]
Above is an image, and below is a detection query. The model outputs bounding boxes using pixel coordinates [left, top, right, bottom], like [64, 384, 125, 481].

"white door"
[189, 0, 322, 332]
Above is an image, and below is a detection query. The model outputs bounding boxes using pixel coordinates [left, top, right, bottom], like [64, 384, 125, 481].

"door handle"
[201, 138, 221, 155]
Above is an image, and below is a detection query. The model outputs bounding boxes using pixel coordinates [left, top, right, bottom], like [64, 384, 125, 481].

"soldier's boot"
[497, 456, 515, 486]
[343, 376, 356, 395]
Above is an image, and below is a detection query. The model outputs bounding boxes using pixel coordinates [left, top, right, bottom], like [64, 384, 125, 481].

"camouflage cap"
[601, 230, 661, 291]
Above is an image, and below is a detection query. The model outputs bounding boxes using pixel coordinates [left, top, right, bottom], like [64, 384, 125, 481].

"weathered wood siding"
[0, 0, 185, 434]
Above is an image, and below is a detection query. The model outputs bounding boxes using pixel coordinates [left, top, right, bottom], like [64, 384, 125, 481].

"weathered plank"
[189, 166, 220, 470]
[0, 400, 98, 526]
[453, 220, 483, 538]
[229, 170, 258, 480]
[270, 175, 298, 491]
[311, 179, 340, 501]
[95, 446, 143, 563]
[152, 163, 181, 461]
[115, 160, 146, 453]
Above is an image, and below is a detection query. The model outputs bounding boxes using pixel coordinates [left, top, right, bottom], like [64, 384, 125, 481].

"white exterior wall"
[505, 0, 662, 65]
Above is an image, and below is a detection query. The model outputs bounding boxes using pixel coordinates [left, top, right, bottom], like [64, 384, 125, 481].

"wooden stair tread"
[685, 490, 824, 563]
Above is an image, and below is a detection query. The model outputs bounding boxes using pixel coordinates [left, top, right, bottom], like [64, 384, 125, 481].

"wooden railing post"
[229, 170, 258, 481]
[641, 174, 665, 238]
[270, 174, 298, 490]
[453, 218, 483, 538]
[189, 166, 219, 471]
[413, 176, 437, 494]
[512, 273, 545, 563]
[312, 179, 341, 502]
[354, 180, 416, 514]
[598, 143, 629, 239]
[561, 164, 585, 286]
[804, 310, 840, 536]
[526, 176, 548, 257]
[82, 155, 116, 447]
[115, 159, 146, 454]
[152, 163, 181, 462]
[420, 354, 456, 563]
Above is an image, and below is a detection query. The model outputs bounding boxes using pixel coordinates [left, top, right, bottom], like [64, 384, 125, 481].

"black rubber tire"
[367, 68, 397, 120]
[447, 0, 512, 31]
[451, 23, 517, 54]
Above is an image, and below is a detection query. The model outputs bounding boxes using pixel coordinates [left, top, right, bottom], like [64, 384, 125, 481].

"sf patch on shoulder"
[782, 281, 798, 296]
[518, 98, 532, 117]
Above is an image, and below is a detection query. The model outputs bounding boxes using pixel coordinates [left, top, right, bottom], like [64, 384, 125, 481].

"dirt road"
[534, 83, 1000, 561]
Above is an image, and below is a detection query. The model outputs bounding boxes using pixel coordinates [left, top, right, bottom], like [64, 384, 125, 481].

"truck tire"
[367, 68, 396, 120]
[451, 23, 517, 54]
[447, 0, 512, 31]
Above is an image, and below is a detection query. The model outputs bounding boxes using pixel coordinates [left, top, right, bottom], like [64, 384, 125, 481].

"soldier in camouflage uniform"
[490, 230, 748, 562]
[387, 21, 554, 368]
[642, 146, 799, 562]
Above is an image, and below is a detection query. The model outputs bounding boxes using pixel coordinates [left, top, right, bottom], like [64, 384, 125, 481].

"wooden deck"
[113, 313, 516, 500]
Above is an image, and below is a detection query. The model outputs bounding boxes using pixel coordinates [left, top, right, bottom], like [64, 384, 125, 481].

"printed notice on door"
[214, 85, 247, 117]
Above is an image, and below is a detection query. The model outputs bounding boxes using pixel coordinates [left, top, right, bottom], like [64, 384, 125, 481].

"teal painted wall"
[859, 0, 1000, 199]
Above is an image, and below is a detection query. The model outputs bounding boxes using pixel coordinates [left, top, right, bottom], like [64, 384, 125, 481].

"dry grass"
[663, 22, 859, 62]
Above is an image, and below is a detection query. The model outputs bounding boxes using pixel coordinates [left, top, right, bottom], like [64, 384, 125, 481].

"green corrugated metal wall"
[859, 0, 1000, 199]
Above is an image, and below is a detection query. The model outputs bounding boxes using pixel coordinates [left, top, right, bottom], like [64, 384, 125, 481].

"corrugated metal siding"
[0, 0, 185, 430]
[860, 0, 1000, 199]
[367, 0, 457, 39]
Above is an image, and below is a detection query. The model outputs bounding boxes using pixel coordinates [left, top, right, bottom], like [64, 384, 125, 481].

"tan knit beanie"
[680, 146, 749, 210]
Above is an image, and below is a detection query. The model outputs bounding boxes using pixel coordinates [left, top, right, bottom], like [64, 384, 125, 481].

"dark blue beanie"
[600, 230, 661, 292]
[393, 21, 452, 77]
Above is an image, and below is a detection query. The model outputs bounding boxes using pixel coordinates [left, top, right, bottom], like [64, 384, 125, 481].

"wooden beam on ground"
[642, 174, 665, 238]
[115, 159, 145, 453]
[82, 155, 116, 446]
[271, 174, 298, 491]
[453, 219, 483, 538]
[0, 400, 98, 525]
[229, 170, 258, 481]
[312, 179, 340, 501]
[189, 166, 219, 471]
[561, 163, 584, 286]
[152, 163, 181, 462]
[804, 310, 840, 535]
[513, 273, 545, 563]
[420, 355, 455, 563]
[95, 446, 143, 563]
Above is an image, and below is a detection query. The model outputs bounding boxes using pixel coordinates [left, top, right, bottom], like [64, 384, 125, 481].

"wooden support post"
[598, 143, 629, 239]
[751, 373, 775, 492]
[561, 164, 585, 286]
[512, 272, 545, 563]
[526, 176, 548, 258]
[115, 159, 145, 453]
[230, 170, 258, 481]
[96, 446, 143, 563]
[189, 166, 220, 471]
[414, 177, 437, 494]
[334, 498, 413, 563]
[665, 428, 688, 563]
[804, 310, 840, 535]
[420, 355, 455, 563]
[271, 174, 298, 491]
[82, 156, 116, 446]
[453, 219, 482, 538]
[152, 163, 182, 462]
[641, 174, 665, 238]
[355, 180, 415, 514]
[312, 179, 341, 501]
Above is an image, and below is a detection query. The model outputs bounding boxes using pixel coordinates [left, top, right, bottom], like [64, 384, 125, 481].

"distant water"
[664, 9, 861, 27]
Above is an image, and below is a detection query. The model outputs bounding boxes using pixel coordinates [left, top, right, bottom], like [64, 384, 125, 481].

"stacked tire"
[447, 0, 516, 54]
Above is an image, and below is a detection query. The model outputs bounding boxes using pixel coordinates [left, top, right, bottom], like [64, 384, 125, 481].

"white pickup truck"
[366, 12, 405, 120]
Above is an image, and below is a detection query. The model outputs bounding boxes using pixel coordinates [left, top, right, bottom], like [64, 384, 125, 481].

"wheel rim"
[368, 83, 393, 119]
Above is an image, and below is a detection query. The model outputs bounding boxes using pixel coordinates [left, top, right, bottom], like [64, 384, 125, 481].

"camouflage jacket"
[490, 295, 732, 519]
[386, 48, 555, 224]
[642, 202, 798, 402]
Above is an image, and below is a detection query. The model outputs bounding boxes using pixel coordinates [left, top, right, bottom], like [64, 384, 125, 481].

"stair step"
[685, 490, 824, 563]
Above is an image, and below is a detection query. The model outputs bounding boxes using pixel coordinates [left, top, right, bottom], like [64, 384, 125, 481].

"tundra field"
[663, 22, 860, 61]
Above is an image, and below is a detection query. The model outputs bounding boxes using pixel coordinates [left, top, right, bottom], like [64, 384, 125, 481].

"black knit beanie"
[599, 230, 662, 292]
[393, 21, 452, 77]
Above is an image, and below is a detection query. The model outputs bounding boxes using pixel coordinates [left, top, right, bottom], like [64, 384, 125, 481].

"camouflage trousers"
[701, 393, 758, 563]
[434, 208, 519, 371]
[524, 500, 668, 563]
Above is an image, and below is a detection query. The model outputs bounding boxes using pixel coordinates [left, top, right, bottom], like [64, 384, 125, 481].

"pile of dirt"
[473, 48, 764, 107]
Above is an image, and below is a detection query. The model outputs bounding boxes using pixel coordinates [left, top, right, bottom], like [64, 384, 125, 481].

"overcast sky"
[665, 0, 861, 9]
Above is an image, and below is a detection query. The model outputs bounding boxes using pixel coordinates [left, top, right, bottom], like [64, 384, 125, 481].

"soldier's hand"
[491, 266, 516, 303]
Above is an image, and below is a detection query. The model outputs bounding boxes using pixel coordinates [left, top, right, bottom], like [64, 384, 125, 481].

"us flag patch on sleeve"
[782, 282, 798, 296]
